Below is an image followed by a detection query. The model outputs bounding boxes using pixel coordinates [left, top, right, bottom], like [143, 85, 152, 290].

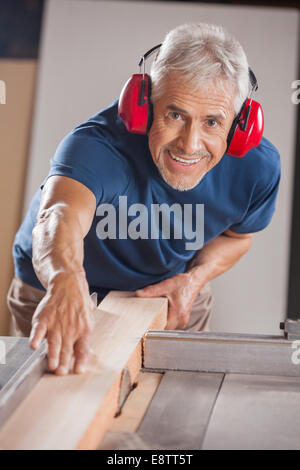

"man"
[8, 23, 280, 376]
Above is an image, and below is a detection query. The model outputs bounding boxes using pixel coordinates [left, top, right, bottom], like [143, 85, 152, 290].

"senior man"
[8, 23, 280, 375]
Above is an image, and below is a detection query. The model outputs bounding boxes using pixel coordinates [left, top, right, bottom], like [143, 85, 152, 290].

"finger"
[176, 316, 189, 330]
[29, 321, 47, 350]
[165, 305, 179, 330]
[73, 337, 90, 374]
[170, 303, 188, 329]
[47, 330, 62, 372]
[167, 312, 189, 330]
[165, 318, 177, 330]
[135, 281, 169, 298]
[56, 338, 74, 376]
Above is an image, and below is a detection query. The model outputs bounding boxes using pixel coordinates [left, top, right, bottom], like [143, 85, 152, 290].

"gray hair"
[150, 23, 250, 115]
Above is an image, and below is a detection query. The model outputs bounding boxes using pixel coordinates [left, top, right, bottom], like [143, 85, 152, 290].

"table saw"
[0, 291, 300, 450]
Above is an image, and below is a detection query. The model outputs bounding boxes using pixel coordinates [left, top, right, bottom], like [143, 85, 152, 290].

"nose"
[177, 122, 206, 155]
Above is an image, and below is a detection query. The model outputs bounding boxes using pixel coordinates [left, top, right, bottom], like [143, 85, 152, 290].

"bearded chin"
[157, 166, 205, 191]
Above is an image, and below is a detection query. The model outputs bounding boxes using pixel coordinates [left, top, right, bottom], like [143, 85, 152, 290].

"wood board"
[109, 371, 163, 434]
[0, 291, 167, 450]
[98, 371, 163, 449]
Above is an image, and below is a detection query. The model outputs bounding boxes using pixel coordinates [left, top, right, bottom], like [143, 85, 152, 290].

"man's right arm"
[29, 175, 97, 375]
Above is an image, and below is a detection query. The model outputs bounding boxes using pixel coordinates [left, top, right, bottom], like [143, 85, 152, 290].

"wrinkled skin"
[135, 272, 202, 330]
[148, 74, 235, 191]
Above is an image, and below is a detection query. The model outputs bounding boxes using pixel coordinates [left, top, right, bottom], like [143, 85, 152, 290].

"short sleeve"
[229, 147, 281, 234]
[40, 128, 130, 205]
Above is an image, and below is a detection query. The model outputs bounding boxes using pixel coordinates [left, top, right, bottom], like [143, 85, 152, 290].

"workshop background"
[0, 0, 299, 337]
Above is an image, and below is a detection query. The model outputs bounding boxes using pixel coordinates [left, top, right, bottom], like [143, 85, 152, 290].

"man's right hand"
[29, 271, 96, 375]
[29, 175, 97, 375]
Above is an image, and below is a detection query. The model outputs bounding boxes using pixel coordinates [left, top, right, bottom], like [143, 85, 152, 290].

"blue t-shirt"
[13, 100, 281, 299]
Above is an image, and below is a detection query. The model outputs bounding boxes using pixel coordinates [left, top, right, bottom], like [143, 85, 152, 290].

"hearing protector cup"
[118, 44, 264, 158]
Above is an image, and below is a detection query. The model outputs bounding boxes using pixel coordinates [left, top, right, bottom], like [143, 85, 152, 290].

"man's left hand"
[135, 272, 202, 330]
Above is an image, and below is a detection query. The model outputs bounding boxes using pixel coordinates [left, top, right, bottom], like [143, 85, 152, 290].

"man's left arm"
[135, 229, 253, 329]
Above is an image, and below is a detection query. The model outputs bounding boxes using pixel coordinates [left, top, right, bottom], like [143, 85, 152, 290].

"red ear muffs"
[226, 98, 264, 158]
[118, 45, 264, 158]
[118, 73, 152, 134]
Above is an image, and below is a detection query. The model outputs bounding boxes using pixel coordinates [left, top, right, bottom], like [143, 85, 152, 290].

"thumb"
[135, 282, 168, 298]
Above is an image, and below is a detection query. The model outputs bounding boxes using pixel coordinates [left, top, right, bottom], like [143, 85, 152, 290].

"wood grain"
[0, 291, 167, 450]
[100, 371, 163, 438]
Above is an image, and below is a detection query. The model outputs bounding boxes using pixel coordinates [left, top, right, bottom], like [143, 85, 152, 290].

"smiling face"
[148, 74, 236, 191]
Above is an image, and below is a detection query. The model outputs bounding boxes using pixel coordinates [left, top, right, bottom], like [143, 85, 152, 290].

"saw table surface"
[99, 369, 300, 450]
[99, 329, 300, 450]
[1, 299, 300, 450]
[0, 336, 47, 426]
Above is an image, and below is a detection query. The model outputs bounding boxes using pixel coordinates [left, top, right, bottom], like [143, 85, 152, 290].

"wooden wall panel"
[0, 59, 37, 335]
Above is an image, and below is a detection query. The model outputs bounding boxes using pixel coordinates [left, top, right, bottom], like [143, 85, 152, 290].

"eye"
[206, 119, 218, 127]
[168, 111, 182, 121]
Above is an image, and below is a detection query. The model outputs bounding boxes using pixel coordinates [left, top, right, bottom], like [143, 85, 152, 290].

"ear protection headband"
[118, 44, 264, 158]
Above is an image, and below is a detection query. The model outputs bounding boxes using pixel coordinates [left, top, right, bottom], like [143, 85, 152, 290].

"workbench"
[0, 292, 300, 450]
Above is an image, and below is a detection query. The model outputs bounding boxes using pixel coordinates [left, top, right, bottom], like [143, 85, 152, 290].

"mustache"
[168, 148, 212, 159]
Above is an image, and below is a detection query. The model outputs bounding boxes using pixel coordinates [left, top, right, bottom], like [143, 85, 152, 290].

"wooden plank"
[137, 371, 224, 450]
[0, 337, 47, 426]
[144, 330, 300, 377]
[0, 291, 167, 450]
[100, 371, 163, 439]
[202, 373, 300, 450]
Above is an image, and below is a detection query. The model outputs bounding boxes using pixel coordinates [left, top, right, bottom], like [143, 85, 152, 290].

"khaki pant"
[7, 275, 213, 337]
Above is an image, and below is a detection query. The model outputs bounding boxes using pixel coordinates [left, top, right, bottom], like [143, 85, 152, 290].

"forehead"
[158, 74, 236, 117]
